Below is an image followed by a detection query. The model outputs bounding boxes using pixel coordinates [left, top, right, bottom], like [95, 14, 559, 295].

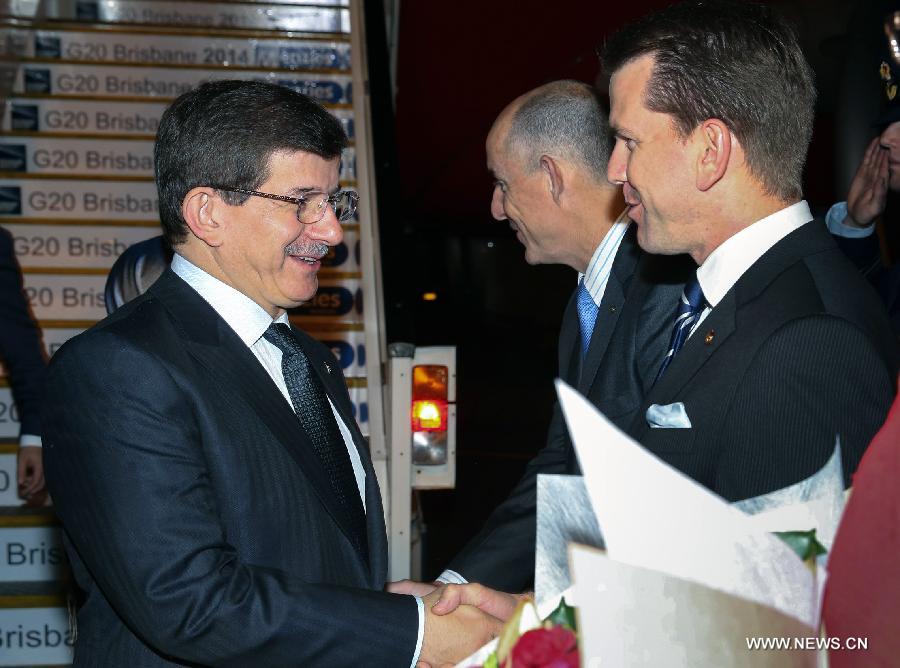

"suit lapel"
[291, 328, 390, 581]
[645, 289, 737, 403]
[285, 328, 381, 570]
[558, 291, 580, 385]
[642, 221, 828, 405]
[149, 270, 365, 565]
[579, 225, 640, 393]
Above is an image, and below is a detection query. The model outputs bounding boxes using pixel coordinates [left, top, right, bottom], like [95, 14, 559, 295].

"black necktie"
[263, 322, 368, 563]
[655, 272, 706, 383]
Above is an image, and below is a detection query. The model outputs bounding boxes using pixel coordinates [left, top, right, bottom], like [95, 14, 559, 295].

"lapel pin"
[324, 362, 332, 374]
[704, 329, 715, 345]
[608, 305, 617, 313]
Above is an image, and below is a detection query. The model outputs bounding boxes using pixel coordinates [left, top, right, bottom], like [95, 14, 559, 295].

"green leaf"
[774, 529, 827, 562]
[543, 596, 578, 632]
[482, 652, 499, 668]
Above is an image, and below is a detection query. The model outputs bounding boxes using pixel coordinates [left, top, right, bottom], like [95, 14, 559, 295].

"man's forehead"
[609, 56, 655, 125]
[265, 149, 340, 190]
[486, 122, 509, 172]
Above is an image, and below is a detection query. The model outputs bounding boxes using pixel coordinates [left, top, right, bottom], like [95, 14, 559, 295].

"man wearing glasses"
[42, 80, 499, 667]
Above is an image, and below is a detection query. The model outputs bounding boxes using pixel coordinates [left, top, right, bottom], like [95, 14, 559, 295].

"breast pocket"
[644, 426, 696, 454]
[598, 393, 641, 420]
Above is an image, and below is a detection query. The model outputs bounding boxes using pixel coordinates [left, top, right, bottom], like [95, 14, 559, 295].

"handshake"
[388, 579, 529, 668]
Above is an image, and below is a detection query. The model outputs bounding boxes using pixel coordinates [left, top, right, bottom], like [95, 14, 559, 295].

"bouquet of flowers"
[476, 597, 578, 668]
[460, 381, 845, 667]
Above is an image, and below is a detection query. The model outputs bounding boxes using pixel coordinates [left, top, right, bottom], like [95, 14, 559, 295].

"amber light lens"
[412, 364, 448, 401]
[412, 399, 448, 432]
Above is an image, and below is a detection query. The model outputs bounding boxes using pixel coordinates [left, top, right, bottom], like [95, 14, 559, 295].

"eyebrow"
[285, 185, 341, 197]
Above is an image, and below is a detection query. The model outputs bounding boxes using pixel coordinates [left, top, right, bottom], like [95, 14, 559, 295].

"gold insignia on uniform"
[889, 83, 898, 101]
[882, 61, 892, 81]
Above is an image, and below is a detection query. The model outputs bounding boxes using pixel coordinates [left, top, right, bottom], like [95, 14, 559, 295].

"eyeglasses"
[213, 186, 359, 225]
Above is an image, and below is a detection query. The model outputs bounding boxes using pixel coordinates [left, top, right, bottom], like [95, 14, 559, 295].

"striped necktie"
[576, 280, 599, 357]
[655, 273, 706, 383]
[263, 323, 368, 563]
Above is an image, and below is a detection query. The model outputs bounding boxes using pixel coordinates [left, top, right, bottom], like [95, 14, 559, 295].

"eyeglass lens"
[298, 191, 357, 224]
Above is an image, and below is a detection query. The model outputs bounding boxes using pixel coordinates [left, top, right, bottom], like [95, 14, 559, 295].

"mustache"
[284, 242, 329, 258]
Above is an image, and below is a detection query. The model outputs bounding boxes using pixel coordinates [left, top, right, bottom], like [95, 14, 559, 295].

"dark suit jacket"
[42, 269, 418, 667]
[630, 221, 899, 502]
[0, 226, 46, 437]
[447, 226, 690, 591]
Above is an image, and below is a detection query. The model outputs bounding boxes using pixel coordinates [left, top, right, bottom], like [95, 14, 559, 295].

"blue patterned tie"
[576, 280, 599, 358]
[264, 323, 368, 563]
[655, 273, 706, 383]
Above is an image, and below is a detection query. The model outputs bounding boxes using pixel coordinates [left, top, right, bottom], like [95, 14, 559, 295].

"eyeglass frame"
[211, 185, 359, 224]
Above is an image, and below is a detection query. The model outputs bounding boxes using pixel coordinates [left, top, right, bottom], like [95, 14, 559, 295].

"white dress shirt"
[578, 210, 632, 307]
[691, 200, 814, 336]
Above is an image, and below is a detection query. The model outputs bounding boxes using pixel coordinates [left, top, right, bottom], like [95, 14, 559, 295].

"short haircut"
[506, 80, 611, 182]
[154, 80, 348, 245]
[601, 0, 815, 202]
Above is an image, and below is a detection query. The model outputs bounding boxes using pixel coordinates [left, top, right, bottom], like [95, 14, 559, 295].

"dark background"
[365, 0, 899, 579]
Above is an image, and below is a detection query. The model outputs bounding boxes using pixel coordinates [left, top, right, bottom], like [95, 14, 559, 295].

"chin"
[282, 279, 319, 306]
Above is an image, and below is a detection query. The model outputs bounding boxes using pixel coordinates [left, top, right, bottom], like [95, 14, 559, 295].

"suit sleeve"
[713, 315, 895, 501]
[446, 400, 569, 592]
[0, 229, 46, 437]
[42, 333, 418, 667]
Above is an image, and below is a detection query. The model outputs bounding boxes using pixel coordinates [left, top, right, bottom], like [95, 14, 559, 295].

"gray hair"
[506, 80, 611, 181]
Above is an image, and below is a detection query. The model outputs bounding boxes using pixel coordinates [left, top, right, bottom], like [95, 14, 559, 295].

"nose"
[490, 185, 506, 221]
[607, 141, 628, 186]
[308, 204, 344, 246]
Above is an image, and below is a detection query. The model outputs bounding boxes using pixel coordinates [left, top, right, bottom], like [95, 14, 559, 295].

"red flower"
[508, 626, 579, 668]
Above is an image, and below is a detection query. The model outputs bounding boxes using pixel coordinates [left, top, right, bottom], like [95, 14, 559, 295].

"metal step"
[0, 581, 74, 666]
[0, 508, 66, 584]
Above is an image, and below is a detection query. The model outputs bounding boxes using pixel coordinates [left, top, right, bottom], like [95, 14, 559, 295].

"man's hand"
[847, 137, 890, 228]
[386, 579, 440, 597]
[430, 582, 527, 622]
[419, 586, 504, 667]
[17, 446, 45, 501]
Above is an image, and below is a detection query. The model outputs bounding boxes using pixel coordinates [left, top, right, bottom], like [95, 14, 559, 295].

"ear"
[540, 155, 565, 205]
[695, 119, 731, 192]
[182, 187, 224, 247]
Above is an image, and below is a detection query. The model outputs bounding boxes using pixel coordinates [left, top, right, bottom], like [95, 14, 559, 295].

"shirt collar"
[578, 209, 631, 306]
[171, 253, 288, 346]
[697, 200, 812, 308]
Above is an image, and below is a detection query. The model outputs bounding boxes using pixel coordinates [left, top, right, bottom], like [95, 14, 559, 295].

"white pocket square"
[646, 402, 692, 429]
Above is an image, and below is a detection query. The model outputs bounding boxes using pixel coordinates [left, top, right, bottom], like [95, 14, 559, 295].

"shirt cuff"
[825, 201, 876, 238]
[19, 435, 42, 448]
[435, 569, 468, 585]
[410, 596, 424, 668]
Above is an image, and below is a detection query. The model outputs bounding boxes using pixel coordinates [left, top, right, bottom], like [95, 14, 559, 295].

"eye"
[493, 179, 507, 193]
[615, 134, 636, 152]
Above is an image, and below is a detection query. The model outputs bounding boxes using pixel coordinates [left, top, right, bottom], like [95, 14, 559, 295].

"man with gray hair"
[392, 80, 688, 594]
